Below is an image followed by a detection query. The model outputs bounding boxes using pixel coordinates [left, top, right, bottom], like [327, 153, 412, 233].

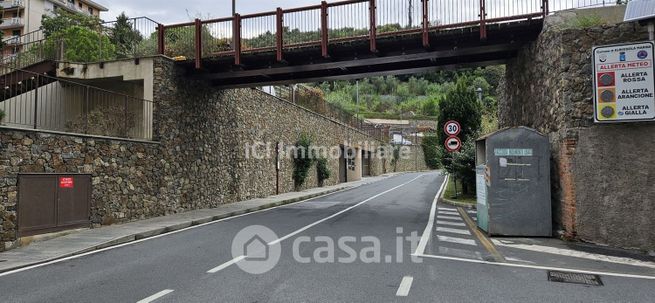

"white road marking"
[0, 181, 357, 278]
[492, 240, 655, 269]
[413, 253, 655, 281]
[437, 235, 477, 246]
[395, 276, 414, 297]
[436, 227, 472, 235]
[208, 174, 429, 273]
[414, 175, 449, 255]
[436, 215, 462, 221]
[270, 174, 427, 245]
[438, 207, 457, 211]
[137, 289, 174, 303]
[437, 211, 460, 215]
[436, 220, 466, 227]
[438, 247, 483, 260]
[505, 257, 536, 264]
[207, 255, 246, 273]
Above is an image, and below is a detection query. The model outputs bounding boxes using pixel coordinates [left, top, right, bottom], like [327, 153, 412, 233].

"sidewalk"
[0, 174, 400, 274]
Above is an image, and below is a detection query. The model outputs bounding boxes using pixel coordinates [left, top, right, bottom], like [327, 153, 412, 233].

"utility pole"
[232, 0, 236, 16]
[408, 0, 413, 27]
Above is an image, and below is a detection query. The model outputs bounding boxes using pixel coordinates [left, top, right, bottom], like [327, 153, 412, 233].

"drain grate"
[548, 271, 603, 286]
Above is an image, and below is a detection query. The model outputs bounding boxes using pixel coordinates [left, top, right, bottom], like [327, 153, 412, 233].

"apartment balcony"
[54, 0, 93, 16]
[0, 17, 24, 29]
[0, 0, 25, 10]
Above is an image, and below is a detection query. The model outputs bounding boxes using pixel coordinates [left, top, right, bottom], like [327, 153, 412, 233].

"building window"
[79, 2, 83, 9]
[67, 0, 74, 4]
[12, 30, 21, 36]
[88, 7, 93, 15]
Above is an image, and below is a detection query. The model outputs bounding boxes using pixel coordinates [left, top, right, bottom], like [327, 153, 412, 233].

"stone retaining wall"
[0, 57, 427, 251]
[501, 8, 655, 251]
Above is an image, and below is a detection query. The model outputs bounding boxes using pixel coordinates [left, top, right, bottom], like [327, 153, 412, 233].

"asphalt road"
[1, 172, 654, 302]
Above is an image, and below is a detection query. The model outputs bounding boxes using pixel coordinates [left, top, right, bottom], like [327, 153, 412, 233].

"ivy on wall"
[293, 133, 314, 188]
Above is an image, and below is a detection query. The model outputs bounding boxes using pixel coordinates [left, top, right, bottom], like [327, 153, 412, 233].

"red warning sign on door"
[59, 177, 74, 188]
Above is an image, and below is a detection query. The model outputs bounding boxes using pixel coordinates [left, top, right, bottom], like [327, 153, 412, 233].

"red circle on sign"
[444, 136, 462, 152]
[443, 120, 461, 137]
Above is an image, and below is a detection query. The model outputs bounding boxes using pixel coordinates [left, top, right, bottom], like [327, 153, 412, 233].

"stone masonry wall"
[0, 57, 426, 251]
[502, 8, 655, 251]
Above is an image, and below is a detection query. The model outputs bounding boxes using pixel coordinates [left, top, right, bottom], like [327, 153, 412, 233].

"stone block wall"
[0, 57, 427, 251]
[502, 8, 655, 251]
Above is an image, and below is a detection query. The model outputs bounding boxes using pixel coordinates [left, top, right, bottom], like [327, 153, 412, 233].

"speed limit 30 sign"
[444, 120, 461, 136]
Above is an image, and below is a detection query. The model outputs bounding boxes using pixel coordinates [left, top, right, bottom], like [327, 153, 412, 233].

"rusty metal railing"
[160, 0, 622, 69]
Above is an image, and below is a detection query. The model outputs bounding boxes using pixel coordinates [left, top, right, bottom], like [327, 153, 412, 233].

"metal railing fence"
[260, 84, 387, 142]
[161, 0, 623, 68]
[0, 65, 154, 140]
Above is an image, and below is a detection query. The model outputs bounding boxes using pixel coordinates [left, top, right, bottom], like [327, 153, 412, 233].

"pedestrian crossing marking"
[438, 247, 483, 260]
[438, 211, 460, 215]
[436, 215, 462, 221]
[436, 220, 466, 227]
[436, 227, 472, 235]
[438, 207, 457, 211]
[437, 235, 477, 246]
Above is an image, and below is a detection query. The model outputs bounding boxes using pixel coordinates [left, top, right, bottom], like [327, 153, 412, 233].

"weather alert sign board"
[593, 41, 655, 123]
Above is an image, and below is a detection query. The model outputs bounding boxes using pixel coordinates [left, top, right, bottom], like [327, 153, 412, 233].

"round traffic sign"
[444, 136, 462, 152]
[443, 120, 461, 137]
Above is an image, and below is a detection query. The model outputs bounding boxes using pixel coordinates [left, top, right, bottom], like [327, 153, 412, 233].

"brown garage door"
[18, 174, 91, 237]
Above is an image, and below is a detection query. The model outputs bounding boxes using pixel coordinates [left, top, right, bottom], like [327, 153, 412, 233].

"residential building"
[1, 0, 108, 56]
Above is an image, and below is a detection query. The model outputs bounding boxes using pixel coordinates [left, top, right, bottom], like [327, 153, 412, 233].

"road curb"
[441, 197, 477, 209]
[0, 173, 404, 275]
[0, 190, 345, 275]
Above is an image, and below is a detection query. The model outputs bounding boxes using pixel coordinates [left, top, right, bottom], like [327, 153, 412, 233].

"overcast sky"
[94, 0, 324, 24]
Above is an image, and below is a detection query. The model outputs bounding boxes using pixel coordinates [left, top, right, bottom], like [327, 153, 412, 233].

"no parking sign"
[444, 136, 462, 152]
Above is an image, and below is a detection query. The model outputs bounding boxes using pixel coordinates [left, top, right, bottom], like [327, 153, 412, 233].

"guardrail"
[160, 0, 622, 69]
[0, 65, 154, 140]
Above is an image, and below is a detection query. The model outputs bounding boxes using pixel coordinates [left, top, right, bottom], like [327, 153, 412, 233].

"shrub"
[316, 158, 331, 187]
[293, 133, 314, 188]
[0, 109, 6, 123]
[421, 134, 441, 169]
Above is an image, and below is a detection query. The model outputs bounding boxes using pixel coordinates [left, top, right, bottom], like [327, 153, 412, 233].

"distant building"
[1, 0, 108, 57]
[363, 118, 437, 145]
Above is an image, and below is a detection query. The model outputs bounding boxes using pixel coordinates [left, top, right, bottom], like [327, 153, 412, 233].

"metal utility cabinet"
[475, 127, 552, 237]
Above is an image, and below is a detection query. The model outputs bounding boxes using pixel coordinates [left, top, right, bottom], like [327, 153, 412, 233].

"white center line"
[137, 289, 174, 303]
[436, 227, 472, 235]
[395, 276, 414, 297]
[207, 255, 246, 273]
[208, 174, 429, 273]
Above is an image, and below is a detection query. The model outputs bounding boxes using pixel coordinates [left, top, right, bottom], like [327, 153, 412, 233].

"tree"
[41, 10, 102, 38]
[437, 76, 482, 145]
[110, 13, 143, 58]
[52, 26, 116, 62]
[445, 141, 476, 195]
